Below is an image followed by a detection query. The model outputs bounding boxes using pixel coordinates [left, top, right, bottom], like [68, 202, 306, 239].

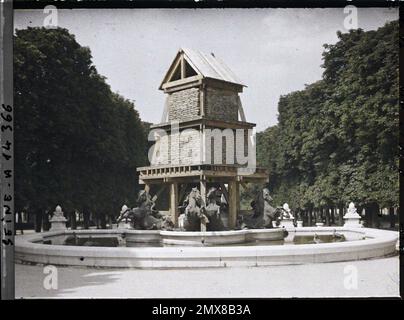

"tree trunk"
[330, 207, 335, 225]
[107, 215, 112, 229]
[43, 211, 50, 231]
[308, 209, 312, 226]
[366, 203, 379, 228]
[83, 211, 90, 229]
[34, 209, 43, 233]
[100, 213, 107, 229]
[389, 207, 395, 229]
[365, 205, 371, 227]
[95, 213, 100, 229]
[325, 207, 330, 226]
[319, 208, 323, 223]
[372, 204, 378, 228]
[70, 211, 77, 230]
[339, 205, 344, 226]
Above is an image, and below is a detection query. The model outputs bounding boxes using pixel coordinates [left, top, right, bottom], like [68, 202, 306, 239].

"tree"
[256, 21, 399, 226]
[14, 27, 148, 230]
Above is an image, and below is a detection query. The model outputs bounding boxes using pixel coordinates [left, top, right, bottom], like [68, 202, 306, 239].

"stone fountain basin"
[159, 228, 285, 246]
[15, 227, 398, 268]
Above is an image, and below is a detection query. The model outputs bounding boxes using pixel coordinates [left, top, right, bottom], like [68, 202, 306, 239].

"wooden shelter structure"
[137, 48, 268, 229]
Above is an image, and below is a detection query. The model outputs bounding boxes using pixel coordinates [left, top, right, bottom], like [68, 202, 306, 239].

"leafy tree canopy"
[256, 21, 398, 211]
[14, 27, 148, 219]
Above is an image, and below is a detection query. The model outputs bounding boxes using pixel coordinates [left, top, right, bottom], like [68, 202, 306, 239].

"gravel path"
[15, 255, 399, 298]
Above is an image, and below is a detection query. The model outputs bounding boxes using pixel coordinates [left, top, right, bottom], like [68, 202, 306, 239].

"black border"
[12, 0, 402, 10]
[398, 1, 404, 303]
[0, 0, 14, 301]
[2, 0, 402, 304]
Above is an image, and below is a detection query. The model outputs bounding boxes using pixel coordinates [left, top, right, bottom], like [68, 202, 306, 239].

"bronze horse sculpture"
[117, 190, 174, 230]
[204, 187, 226, 231]
[180, 187, 210, 231]
[239, 188, 282, 229]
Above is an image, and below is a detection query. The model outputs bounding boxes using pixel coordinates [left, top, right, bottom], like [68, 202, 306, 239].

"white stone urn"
[50, 205, 67, 231]
[296, 220, 303, 228]
[279, 203, 295, 228]
[343, 202, 362, 228]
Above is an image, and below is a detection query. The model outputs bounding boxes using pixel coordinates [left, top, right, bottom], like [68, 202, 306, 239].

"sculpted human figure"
[281, 203, 294, 220]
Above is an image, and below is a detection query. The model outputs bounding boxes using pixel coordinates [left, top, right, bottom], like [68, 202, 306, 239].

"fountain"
[15, 48, 398, 268]
[112, 187, 287, 246]
[15, 203, 398, 267]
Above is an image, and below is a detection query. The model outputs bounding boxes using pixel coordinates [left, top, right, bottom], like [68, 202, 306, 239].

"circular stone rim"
[15, 227, 398, 268]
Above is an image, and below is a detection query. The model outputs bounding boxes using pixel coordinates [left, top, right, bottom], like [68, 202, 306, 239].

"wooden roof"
[159, 48, 246, 90]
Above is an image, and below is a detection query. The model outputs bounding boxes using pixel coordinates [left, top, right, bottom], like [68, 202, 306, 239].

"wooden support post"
[169, 182, 179, 227]
[219, 183, 229, 204]
[228, 180, 238, 230]
[200, 180, 207, 206]
[236, 183, 240, 218]
[199, 180, 208, 232]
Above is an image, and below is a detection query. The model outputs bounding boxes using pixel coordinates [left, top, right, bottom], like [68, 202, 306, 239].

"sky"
[14, 8, 398, 131]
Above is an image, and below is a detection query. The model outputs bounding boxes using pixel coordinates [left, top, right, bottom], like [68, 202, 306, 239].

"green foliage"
[14, 27, 148, 219]
[256, 21, 399, 211]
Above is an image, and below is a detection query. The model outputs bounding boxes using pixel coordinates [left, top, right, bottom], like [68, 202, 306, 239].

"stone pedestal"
[344, 202, 362, 228]
[280, 203, 295, 228]
[296, 220, 303, 228]
[118, 221, 132, 229]
[200, 221, 207, 232]
[118, 205, 132, 229]
[200, 213, 209, 232]
[279, 218, 295, 228]
[50, 205, 67, 231]
[221, 216, 229, 229]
